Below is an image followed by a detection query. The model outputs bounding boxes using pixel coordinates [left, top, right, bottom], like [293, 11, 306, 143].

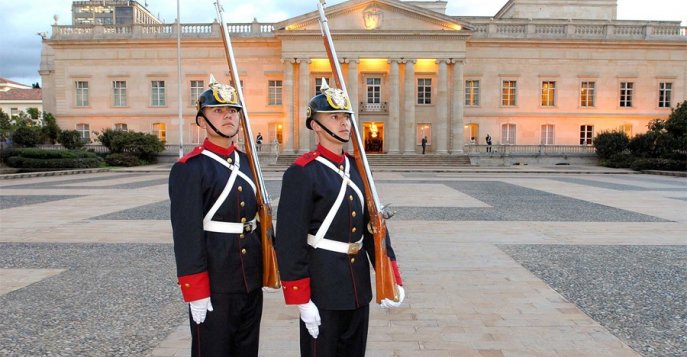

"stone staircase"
[271, 153, 471, 168]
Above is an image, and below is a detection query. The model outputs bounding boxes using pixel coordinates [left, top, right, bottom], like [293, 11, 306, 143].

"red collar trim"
[203, 138, 235, 156]
[316, 144, 345, 164]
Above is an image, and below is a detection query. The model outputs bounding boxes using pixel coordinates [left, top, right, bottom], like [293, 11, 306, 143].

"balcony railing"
[464, 144, 596, 155]
[51, 21, 275, 40]
[359, 102, 388, 113]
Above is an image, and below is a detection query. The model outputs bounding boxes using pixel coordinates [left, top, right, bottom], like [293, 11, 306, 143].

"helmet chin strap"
[313, 119, 350, 143]
[199, 111, 240, 139]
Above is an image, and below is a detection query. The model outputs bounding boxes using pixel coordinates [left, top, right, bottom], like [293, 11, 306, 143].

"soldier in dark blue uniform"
[276, 80, 405, 357]
[169, 77, 263, 357]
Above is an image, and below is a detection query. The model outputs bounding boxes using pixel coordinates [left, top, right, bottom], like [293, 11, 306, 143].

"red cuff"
[178, 271, 210, 302]
[391, 260, 403, 286]
[281, 277, 311, 304]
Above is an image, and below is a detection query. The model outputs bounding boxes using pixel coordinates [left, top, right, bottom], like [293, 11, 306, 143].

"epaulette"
[177, 146, 204, 163]
[294, 151, 320, 167]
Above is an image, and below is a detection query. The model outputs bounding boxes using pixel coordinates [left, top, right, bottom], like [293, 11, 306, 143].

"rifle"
[214, 0, 280, 289]
[316, 0, 400, 303]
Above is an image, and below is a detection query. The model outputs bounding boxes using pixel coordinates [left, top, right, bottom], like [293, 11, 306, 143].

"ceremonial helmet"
[196, 75, 242, 122]
[306, 78, 353, 129]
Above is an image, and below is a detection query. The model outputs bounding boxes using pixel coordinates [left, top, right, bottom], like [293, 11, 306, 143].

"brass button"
[240, 201, 245, 207]
[241, 248, 247, 254]
[352, 211, 357, 217]
[241, 217, 247, 223]
[184, 283, 191, 288]
[352, 227, 357, 233]
[293, 286, 299, 291]
[349, 195, 353, 201]
[339, 165, 344, 171]
[226, 158, 233, 164]
[238, 186, 243, 192]
[350, 258, 356, 263]
[240, 233, 245, 239]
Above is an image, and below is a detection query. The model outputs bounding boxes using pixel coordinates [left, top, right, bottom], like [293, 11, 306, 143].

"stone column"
[281, 58, 295, 153]
[403, 59, 416, 154]
[298, 58, 311, 153]
[451, 59, 465, 154]
[346, 59, 359, 119]
[435, 59, 449, 154]
[387, 59, 401, 154]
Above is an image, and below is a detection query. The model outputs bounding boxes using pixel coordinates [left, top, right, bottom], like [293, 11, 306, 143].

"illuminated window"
[541, 81, 556, 107]
[620, 82, 633, 107]
[501, 80, 517, 106]
[465, 80, 480, 106]
[417, 78, 432, 105]
[75, 81, 89, 107]
[580, 81, 595, 107]
[501, 123, 516, 144]
[153, 122, 167, 143]
[659, 82, 672, 108]
[113, 81, 127, 107]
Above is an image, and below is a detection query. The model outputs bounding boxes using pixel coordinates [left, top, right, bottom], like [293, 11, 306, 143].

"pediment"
[274, 0, 471, 33]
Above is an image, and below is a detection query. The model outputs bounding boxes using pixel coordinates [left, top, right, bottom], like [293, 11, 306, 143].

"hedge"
[105, 153, 142, 167]
[9, 148, 98, 160]
[6, 156, 102, 169]
[630, 158, 686, 171]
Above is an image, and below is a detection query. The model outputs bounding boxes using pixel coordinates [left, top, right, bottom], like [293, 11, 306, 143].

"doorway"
[465, 123, 479, 145]
[363, 122, 384, 153]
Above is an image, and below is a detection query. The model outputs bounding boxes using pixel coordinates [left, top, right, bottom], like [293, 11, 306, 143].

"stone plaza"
[0, 166, 685, 356]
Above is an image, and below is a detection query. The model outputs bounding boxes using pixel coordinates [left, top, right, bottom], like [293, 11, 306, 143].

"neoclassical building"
[40, 0, 687, 154]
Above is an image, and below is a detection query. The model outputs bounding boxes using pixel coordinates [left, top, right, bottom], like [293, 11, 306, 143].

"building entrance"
[362, 122, 384, 153]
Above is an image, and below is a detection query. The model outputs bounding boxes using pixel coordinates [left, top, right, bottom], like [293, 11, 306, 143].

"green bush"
[108, 131, 164, 163]
[41, 113, 61, 144]
[630, 158, 686, 171]
[12, 126, 42, 147]
[6, 156, 102, 169]
[593, 131, 629, 160]
[58, 130, 86, 150]
[10, 148, 98, 160]
[105, 153, 142, 167]
[599, 152, 634, 168]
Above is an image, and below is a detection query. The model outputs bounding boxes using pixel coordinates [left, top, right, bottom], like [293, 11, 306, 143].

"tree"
[593, 131, 629, 160]
[0, 108, 11, 142]
[32, 82, 41, 89]
[26, 107, 41, 120]
[58, 130, 85, 150]
[41, 113, 61, 144]
[12, 126, 42, 147]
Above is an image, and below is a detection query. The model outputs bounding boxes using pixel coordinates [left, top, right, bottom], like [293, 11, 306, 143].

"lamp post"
[176, 0, 183, 157]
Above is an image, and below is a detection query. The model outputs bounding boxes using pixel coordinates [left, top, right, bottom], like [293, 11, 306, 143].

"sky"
[0, 0, 685, 87]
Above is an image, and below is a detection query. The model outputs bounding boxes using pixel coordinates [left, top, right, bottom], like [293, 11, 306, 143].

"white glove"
[189, 297, 213, 324]
[298, 300, 321, 339]
[380, 286, 405, 308]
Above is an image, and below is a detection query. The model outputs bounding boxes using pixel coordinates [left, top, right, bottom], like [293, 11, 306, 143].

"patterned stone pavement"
[0, 168, 685, 357]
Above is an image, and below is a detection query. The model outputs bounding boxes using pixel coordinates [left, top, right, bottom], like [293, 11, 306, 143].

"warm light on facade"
[415, 59, 436, 72]
[310, 59, 332, 72]
[370, 122, 378, 138]
[359, 59, 387, 72]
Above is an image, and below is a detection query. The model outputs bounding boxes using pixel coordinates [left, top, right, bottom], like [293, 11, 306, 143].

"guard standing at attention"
[275, 80, 405, 357]
[169, 77, 264, 357]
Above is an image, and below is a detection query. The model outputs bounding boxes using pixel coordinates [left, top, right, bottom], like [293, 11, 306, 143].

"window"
[76, 123, 90, 142]
[366, 77, 381, 104]
[659, 82, 672, 108]
[75, 81, 89, 107]
[580, 81, 595, 107]
[268, 80, 282, 105]
[541, 81, 556, 107]
[465, 80, 480, 106]
[501, 80, 517, 106]
[580, 125, 593, 145]
[190, 123, 203, 144]
[114, 123, 128, 132]
[619, 82, 633, 107]
[315, 78, 330, 96]
[152, 122, 167, 143]
[541, 124, 555, 145]
[190, 80, 204, 106]
[417, 78, 432, 105]
[417, 123, 431, 145]
[619, 124, 632, 137]
[113, 81, 127, 107]
[151, 80, 166, 107]
[501, 124, 516, 144]
[10, 108, 19, 117]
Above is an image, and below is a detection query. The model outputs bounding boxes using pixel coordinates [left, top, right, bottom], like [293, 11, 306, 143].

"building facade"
[40, 0, 687, 154]
[0, 78, 42, 119]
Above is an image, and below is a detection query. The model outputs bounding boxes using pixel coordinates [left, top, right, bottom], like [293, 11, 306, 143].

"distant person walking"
[256, 132, 263, 152]
[485, 134, 492, 152]
[421, 136, 427, 154]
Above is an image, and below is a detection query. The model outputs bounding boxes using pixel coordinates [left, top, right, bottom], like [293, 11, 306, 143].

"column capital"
[399, 58, 416, 64]
[340, 58, 359, 64]
[450, 58, 465, 65]
[295, 58, 311, 64]
[281, 58, 297, 64]
[387, 58, 403, 64]
[435, 58, 451, 64]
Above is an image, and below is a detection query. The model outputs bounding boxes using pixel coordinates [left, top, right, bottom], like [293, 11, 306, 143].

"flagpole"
[176, 0, 184, 158]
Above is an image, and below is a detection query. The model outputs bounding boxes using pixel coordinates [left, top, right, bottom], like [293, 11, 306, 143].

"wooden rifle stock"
[316, 0, 399, 303]
[214, 0, 280, 288]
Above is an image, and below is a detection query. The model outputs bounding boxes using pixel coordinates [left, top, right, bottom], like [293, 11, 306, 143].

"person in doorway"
[485, 133, 492, 152]
[470, 136, 476, 145]
[256, 132, 263, 151]
[168, 77, 264, 356]
[275, 80, 405, 357]
[421, 136, 427, 154]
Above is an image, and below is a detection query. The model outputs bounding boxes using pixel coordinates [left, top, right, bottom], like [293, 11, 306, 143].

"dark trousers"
[190, 289, 263, 357]
[300, 304, 369, 357]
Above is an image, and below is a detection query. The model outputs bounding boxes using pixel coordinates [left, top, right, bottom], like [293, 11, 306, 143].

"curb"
[0, 168, 111, 180]
[641, 170, 687, 178]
